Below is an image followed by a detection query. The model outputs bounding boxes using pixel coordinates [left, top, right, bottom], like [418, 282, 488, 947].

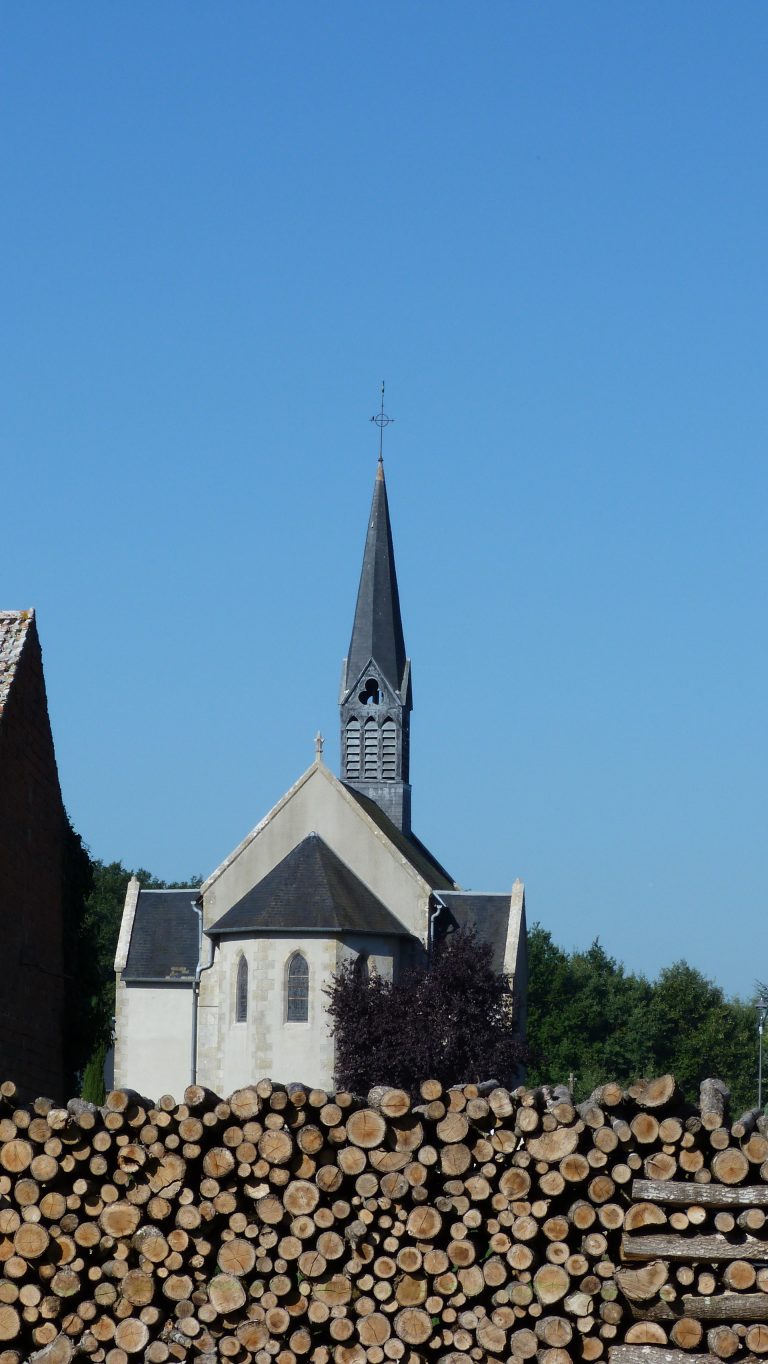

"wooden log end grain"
[614, 1261, 668, 1304]
[626, 1075, 676, 1110]
[393, 1308, 432, 1346]
[26, 1334, 74, 1364]
[345, 1109, 387, 1150]
[710, 1147, 750, 1186]
[367, 1087, 411, 1119]
[113, 1317, 150, 1356]
[624, 1324, 668, 1346]
[227, 1086, 261, 1121]
[0, 1309, 19, 1345]
[624, 1204, 666, 1233]
[670, 1318, 704, 1350]
[527, 1127, 580, 1164]
[706, 1326, 740, 1360]
[533, 1264, 570, 1306]
[207, 1274, 248, 1316]
[746, 1325, 768, 1355]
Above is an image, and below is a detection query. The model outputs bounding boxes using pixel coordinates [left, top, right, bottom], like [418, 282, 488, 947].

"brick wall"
[0, 617, 66, 1098]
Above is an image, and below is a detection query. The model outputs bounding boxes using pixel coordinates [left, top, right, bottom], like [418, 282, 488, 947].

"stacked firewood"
[0, 1074, 766, 1364]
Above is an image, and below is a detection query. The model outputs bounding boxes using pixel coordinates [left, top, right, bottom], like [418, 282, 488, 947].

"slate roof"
[344, 785, 456, 890]
[437, 892, 515, 974]
[209, 833, 414, 939]
[123, 889, 199, 982]
[345, 461, 408, 696]
[0, 611, 34, 720]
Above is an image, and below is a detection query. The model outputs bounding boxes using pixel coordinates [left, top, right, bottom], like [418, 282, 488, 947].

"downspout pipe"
[428, 895, 446, 966]
[191, 899, 217, 1087]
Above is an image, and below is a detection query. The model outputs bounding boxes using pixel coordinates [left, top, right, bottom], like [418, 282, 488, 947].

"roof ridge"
[138, 887, 200, 894]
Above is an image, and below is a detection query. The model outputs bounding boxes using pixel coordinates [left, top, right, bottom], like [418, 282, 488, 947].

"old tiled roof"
[436, 892, 516, 974]
[0, 611, 34, 720]
[123, 889, 200, 982]
[343, 785, 456, 890]
[210, 833, 415, 939]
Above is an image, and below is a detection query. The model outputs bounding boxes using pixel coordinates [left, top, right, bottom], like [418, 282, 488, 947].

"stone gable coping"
[114, 876, 141, 972]
[0, 610, 34, 719]
[200, 759, 436, 899]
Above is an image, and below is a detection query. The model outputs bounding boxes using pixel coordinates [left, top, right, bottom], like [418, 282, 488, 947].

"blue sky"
[2, 3, 766, 999]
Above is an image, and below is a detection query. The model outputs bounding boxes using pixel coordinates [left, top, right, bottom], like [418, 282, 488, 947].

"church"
[113, 454, 527, 1098]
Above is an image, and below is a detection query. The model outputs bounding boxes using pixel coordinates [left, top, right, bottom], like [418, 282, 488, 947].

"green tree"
[526, 924, 758, 1110]
[644, 962, 755, 1113]
[525, 928, 650, 1098]
[61, 816, 95, 1095]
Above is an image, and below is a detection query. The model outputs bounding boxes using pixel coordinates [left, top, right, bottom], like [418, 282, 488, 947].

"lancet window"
[286, 953, 309, 1022]
[235, 955, 248, 1023]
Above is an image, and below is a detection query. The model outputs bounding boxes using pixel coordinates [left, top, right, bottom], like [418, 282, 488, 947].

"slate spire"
[340, 458, 413, 834]
[345, 458, 408, 696]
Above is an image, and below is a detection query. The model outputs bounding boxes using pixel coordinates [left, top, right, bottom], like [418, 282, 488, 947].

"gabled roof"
[437, 890, 523, 975]
[344, 785, 456, 890]
[201, 760, 455, 900]
[0, 611, 35, 720]
[209, 833, 415, 939]
[344, 460, 409, 698]
[122, 889, 199, 982]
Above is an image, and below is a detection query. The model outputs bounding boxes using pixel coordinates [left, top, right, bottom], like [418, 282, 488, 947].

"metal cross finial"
[370, 381, 394, 462]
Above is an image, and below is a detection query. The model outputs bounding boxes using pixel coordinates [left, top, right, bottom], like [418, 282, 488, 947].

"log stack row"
[0, 1074, 765, 1364]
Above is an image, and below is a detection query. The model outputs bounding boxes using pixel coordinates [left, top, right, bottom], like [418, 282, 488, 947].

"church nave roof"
[123, 888, 200, 982]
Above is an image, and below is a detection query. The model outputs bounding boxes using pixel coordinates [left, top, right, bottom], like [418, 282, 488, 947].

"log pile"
[0, 1075, 765, 1364]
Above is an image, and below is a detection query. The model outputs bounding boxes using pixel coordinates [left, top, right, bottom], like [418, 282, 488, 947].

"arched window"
[382, 718, 396, 780]
[363, 717, 378, 779]
[345, 717, 361, 778]
[235, 955, 248, 1023]
[286, 953, 309, 1022]
[354, 953, 370, 984]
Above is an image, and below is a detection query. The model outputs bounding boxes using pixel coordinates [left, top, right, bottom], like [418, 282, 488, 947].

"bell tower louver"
[340, 456, 412, 834]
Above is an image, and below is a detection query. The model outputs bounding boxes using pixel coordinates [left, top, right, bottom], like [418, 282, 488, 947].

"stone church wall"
[198, 932, 400, 1095]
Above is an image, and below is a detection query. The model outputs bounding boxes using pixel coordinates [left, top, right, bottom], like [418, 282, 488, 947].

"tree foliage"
[527, 925, 758, 1111]
[60, 816, 95, 1095]
[326, 926, 529, 1095]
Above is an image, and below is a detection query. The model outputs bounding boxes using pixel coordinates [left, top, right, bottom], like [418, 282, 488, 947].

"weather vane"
[370, 381, 394, 462]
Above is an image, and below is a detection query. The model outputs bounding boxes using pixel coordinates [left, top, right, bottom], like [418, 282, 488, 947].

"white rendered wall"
[198, 933, 398, 1095]
[504, 882, 528, 1039]
[113, 980, 192, 1101]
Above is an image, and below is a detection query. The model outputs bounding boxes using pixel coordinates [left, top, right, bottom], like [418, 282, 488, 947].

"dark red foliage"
[325, 926, 529, 1095]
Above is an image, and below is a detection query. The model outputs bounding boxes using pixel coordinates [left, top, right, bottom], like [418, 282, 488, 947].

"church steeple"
[340, 458, 413, 834]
